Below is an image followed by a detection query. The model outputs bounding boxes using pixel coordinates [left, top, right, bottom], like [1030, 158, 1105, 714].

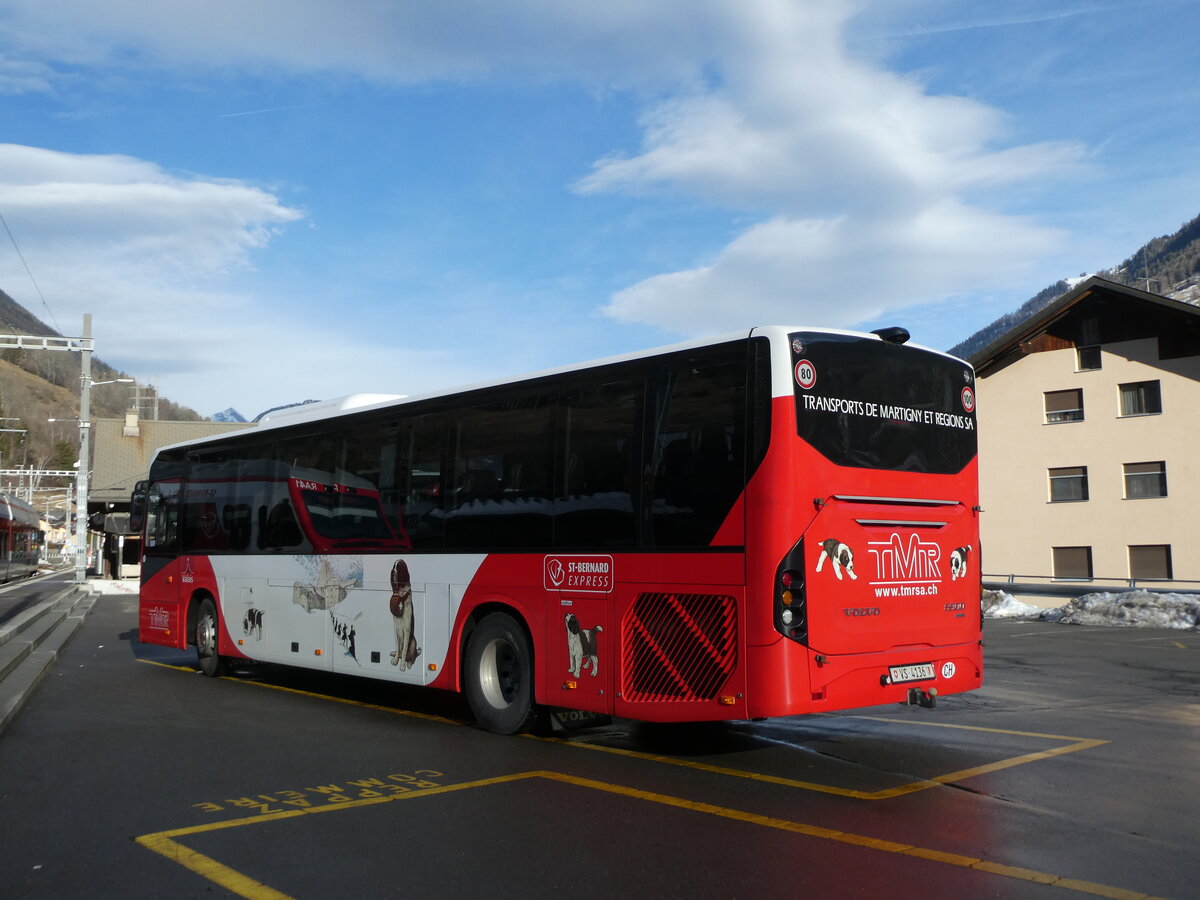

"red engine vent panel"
[621, 592, 738, 702]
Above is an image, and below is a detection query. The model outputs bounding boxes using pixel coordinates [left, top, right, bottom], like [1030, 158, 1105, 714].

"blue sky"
[0, 0, 1196, 418]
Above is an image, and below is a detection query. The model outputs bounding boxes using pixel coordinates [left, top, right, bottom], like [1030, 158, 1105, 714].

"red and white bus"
[135, 326, 982, 733]
[0, 493, 43, 581]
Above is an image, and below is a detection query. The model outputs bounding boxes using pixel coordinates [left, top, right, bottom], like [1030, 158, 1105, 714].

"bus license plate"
[889, 663, 935, 684]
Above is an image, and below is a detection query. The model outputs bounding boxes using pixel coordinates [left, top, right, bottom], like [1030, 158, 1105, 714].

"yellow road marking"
[534, 716, 1109, 800]
[142, 658, 1109, 800]
[139, 660, 197, 672]
[137, 658, 464, 726]
[136, 771, 1169, 900]
[135, 832, 294, 900]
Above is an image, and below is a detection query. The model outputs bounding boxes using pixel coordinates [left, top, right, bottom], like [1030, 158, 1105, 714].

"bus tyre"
[464, 613, 536, 735]
[195, 597, 229, 678]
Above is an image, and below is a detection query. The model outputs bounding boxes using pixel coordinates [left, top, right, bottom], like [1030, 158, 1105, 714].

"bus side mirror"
[129, 480, 149, 533]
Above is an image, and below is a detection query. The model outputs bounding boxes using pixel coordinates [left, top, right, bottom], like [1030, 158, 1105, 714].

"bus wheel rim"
[479, 637, 518, 709]
[198, 612, 216, 657]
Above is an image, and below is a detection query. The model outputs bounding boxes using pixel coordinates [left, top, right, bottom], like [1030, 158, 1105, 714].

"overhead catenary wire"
[0, 208, 62, 334]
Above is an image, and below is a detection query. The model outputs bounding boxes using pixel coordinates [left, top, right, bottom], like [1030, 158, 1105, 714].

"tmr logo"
[867, 532, 942, 587]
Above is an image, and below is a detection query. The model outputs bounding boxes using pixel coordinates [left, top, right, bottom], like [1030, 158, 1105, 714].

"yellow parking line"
[142, 659, 1109, 800]
[136, 658, 464, 726]
[842, 716, 1110, 798]
[135, 831, 293, 900]
[136, 771, 1168, 900]
[536, 717, 1109, 800]
[526, 736, 883, 797]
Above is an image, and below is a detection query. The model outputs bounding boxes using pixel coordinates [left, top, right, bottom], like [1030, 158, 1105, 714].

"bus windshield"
[789, 331, 976, 474]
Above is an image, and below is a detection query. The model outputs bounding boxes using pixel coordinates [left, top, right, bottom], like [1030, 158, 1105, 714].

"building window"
[1044, 389, 1084, 423]
[1129, 545, 1172, 581]
[1048, 466, 1089, 502]
[1124, 461, 1167, 499]
[1076, 345, 1101, 370]
[1052, 546, 1093, 580]
[1119, 380, 1161, 416]
[1079, 317, 1101, 346]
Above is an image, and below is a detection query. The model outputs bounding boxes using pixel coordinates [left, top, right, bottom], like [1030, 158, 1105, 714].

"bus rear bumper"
[807, 642, 983, 712]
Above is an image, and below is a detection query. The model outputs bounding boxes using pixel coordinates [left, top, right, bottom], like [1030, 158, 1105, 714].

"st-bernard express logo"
[544, 555, 614, 593]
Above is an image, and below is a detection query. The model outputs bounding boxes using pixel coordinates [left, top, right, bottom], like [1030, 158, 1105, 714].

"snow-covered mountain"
[950, 213, 1200, 359]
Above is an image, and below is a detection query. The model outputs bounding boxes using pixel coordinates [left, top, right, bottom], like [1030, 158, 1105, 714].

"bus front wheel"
[195, 597, 229, 678]
[464, 613, 535, 734]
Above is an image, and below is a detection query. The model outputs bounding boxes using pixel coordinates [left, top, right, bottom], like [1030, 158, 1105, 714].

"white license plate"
[889, 663, 935, 684]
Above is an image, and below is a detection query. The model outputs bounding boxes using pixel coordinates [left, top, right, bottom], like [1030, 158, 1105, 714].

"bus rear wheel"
[195, 597, 229, 678]
[464, 613, 535, 734]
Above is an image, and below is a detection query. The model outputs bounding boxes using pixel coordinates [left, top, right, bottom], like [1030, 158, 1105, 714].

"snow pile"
[981, 590, 1039, 618]
[983, 589, 1200, 631]
[1039, 591, 1200, 631]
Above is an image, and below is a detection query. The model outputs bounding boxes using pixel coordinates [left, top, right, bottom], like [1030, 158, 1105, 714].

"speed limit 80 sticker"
[795, 359, 817, 390]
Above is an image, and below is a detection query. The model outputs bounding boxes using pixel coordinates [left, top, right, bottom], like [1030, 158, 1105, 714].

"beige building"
[970, 277, 1199, 590]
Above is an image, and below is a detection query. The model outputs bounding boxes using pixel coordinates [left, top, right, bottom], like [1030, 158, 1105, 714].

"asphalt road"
[0, 585, 1196, 899]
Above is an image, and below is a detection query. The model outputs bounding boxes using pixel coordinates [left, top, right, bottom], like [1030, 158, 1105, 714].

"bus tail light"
[775, 539, 808, 644]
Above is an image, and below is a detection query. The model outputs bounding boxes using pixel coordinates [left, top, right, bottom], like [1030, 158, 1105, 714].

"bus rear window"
[790, 332, 976, 474]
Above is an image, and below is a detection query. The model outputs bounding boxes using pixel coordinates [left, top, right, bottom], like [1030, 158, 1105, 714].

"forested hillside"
[0, 287, 201, 473]
[950, 213, 1200, 359]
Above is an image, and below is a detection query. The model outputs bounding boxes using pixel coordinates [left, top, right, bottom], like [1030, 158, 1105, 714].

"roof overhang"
[969, 276, 1200, 375]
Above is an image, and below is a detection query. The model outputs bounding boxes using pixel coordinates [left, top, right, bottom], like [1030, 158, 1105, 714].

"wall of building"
[977, 336, 1199, 584]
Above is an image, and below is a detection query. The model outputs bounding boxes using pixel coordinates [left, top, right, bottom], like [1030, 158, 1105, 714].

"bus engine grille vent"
[621, 592, 737, 702]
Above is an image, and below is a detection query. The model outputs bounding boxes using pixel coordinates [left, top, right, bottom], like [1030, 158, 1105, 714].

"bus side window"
[446, 394, 554, 550]
[650, 346, 748, 547]
[251, 437, 312, 552]
[259, 500, 305, 550]
[223, 504, 252, 551]
[401, 414, 448, 549]
[555, 380, 642, 548]
[338, 417, 411, 547]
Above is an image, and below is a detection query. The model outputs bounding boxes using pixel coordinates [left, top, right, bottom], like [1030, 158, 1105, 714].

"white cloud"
[0, 144, 303, 412]
[0, 0, 725, 87]
[0, 145, 301, 278]
[605, 204, 1063, 333]
[571, 2, 1084, 332]
[0, 54, 52, 93]
[0, 141, 300, 274]
[0, 1, 1095, 404]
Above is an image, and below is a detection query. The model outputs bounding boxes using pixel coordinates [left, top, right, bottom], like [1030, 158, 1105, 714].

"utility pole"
[0, 317, 96, 584]
[75, 314, 92, 585]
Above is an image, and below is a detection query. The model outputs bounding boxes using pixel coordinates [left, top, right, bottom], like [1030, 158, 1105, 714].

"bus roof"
[156, 325, 962, 456]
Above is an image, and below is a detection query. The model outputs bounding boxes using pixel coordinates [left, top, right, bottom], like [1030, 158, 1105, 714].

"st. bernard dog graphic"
[815, 538, 857, 581]
[949, 545, 972, 581]
[388, 559, 421, 670]
[242, 608, 264, 641]
[564, 613, 603, 678]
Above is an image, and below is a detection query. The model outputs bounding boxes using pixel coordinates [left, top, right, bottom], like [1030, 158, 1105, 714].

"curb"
[0, 585, 95, 736]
